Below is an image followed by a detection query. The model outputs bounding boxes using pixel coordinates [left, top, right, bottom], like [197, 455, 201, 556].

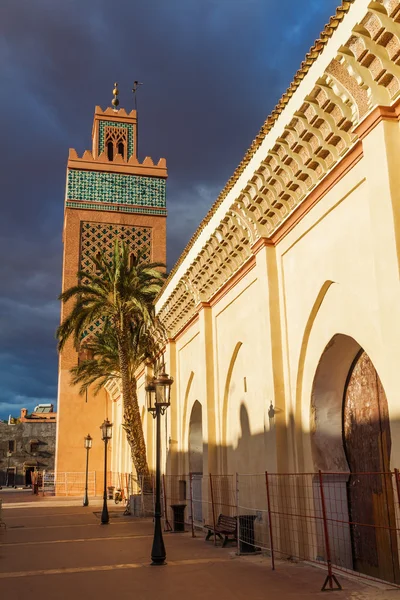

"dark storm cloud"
[0, 0, 340, 418]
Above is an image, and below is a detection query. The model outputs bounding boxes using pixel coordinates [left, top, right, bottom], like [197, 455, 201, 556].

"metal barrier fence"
[39, 471, 136, 499]
[107, 472, 136, 499]
[38, 471, 96, 496]
[36, 470, 136, 500]
[161, 471, 400, 591]
[33, 469, 400, 589]
[161, 474, 237, 540]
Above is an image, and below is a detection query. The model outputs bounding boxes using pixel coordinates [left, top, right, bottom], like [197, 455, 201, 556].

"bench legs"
[205, 529, 236, 547]
[205, 530, 223, 542]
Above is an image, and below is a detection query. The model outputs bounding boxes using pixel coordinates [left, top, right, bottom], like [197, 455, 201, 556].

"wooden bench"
[205, 514, 237, 547]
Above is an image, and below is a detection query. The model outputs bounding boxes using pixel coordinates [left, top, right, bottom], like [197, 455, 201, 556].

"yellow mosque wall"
[98, 1, 400, 584]
[144, 116, 400, 481]
[105, 2, 400, 491]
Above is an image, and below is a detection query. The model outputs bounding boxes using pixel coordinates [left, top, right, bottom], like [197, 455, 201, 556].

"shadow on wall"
[161, 333, 400, 585]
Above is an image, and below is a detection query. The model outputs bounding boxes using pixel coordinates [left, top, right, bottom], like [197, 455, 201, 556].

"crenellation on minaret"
[91, 105, 138, 161]
[67, 148, 167, 175]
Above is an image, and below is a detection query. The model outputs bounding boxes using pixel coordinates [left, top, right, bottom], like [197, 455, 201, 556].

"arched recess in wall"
[295, 280, 334, 429]
[221, 342, 242, 471]
[311, 333, 359, 472]
[295, 280, 387, 472]
[222, 342, 243, 447]
[181, 371, 195, 446]
[188, 399, 204, 522]
[188, 400, 203, 474]
[293, 280, 335, 470]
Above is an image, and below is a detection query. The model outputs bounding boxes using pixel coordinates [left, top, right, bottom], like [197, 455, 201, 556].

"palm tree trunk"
[117, 334, 151, 490]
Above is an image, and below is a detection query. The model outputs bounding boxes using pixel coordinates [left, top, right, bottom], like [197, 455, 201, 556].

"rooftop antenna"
[132, 80, 143, 111]
[132, 81, 143, 159]
[112, 82, 120, 112]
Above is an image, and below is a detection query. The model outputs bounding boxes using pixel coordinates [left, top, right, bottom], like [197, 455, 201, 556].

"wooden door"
[25, 467, 34, 486]
[6, 468, 15, 487]
[344, 351, 399, 583]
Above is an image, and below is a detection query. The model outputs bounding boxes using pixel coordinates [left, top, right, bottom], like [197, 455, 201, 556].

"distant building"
[0, 404, 57, 487]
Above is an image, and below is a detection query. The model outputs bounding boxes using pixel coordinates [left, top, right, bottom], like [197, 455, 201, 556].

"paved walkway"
[1, 495, 399, 599]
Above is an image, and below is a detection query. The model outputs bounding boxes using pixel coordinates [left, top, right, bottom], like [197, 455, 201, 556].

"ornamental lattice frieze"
[158, 0, 400, 339]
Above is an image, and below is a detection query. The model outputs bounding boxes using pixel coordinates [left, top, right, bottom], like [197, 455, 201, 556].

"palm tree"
[70, 320, 163, 483]
[56, 242, 166, 481]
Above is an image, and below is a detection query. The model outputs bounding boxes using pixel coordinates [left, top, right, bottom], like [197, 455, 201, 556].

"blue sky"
[0, 0, 340, 419]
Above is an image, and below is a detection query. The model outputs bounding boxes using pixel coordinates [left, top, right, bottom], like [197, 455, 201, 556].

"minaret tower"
[55, 86, 167, 491]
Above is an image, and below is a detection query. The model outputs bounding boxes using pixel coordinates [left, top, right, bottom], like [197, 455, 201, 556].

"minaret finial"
[112, 82, 120, 110]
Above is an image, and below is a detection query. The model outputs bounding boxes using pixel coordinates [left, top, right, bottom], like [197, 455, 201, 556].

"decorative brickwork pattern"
[67, 170, 166, 208]
[79, 221, 152, 339]
[99, 121, 134, 158]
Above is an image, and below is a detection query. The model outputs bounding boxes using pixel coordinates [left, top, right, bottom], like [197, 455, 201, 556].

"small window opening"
[179, 480, 187, 501]
[129, 253, 135, 268]
[117, 142, 125, 158]
[30, 442, 39, 454]
[107, 141, 114, 161]
[94, 252, 102, 274]
[8, 440, 15, 453]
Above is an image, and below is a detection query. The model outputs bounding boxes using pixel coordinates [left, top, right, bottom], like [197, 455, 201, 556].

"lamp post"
[100, 419, 113, 524]
[146, 368, 174, 566]
[83, 434, 92, 507]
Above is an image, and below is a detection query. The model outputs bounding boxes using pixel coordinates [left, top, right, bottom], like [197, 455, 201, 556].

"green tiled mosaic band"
[98, 121, 134, 158]
[67, 169, 166, 208]
[66, 201, 166, 215]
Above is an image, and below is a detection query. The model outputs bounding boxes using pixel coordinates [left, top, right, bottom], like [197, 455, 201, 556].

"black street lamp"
[146, 368, 174, 566]
[100, 419, 113, 524]
[83, 434, 92, 507]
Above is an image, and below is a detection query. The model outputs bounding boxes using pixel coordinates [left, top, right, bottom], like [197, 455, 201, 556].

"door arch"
[311, 335, 399, 582]
[188, 400, 203, 474]
[188, 400, 203, 524]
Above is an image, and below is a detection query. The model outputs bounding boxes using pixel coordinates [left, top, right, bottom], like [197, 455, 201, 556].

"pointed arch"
[107, 141, 114, 161]
[181, 371, 195, 444]
[188, 400, 203, 474]
[117, 141, 125, 158]
[311, 333, 360, 472]
[295, 280, 385, 473]
[295, 280, 334, 434]
[221, 342, 243, 449]
[293, 281, 334, 471]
